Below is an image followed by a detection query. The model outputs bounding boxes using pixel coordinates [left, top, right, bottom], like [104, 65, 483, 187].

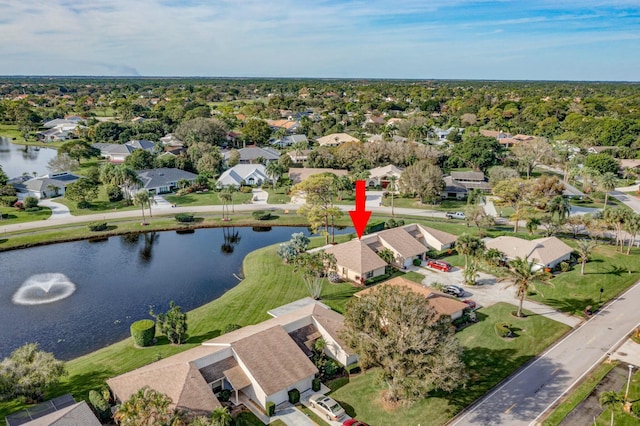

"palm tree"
[547, 195, 571, 222]
[388, 175, 398, 217]
[599, 390, 622, 426]
[147, 194, 158, 218]
[219, 187, 232, 220]
[265, 161, 282, 189]
[599, 172, 617, 211]
[455, 233, 485, 270]
[526, 217, 541, 235]
[624, 212, 640, 255]
[210, 406, 232, 426]
[503, 256, 552, 317]
[575, 238, 597, 275]
[134, 191, 150, 224]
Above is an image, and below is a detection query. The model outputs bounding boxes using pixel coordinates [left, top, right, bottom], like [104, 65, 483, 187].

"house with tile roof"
[107, 299, 356, 416]
[92, 140, 156, 163]
[484, 236, 574, 270]
[216, 164, 268, 188]
[316, 133, 359, 147]
[287, 168, 348, 185]
[272, 134, 308, 148]
[367, 164, 403, 188]
[355, 277, 468, 320]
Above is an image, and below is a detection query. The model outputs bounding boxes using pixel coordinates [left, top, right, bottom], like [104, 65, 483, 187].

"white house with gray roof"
[216, 164, 268, 188]
[19, 171, 80, 199]
[92, 140, 156, 163]
[135, 168, 198, 194]
[222, 146, 280, 165]
[485, 236, 573, 270]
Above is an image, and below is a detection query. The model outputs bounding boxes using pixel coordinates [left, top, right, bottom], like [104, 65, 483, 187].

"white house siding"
[281, 316, 313, 334]
[313, 320, 357, 367]
[339, 265, 385, 283]
[421, 233, 449, 251]
[450, 310, 464, 321]
[192, 347, 233, 370]
[232, 350, 268, 408]
[545, 253, 572, 269]
[266, 376, 314, 407]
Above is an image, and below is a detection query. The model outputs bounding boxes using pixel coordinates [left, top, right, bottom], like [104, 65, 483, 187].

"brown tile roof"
[288, 168, 349, 184]
[355, 277, 467, 318]
[324, 239, 387, 275]
[231, 326, 318, 396]
[485, 236, 573, 266]
[377, 227, 428, 258]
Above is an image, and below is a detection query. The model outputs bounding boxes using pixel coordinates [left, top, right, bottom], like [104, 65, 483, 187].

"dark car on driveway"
[444, 284, 465, 297]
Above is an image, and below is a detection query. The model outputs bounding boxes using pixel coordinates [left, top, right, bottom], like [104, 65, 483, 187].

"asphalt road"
[450, 280, 640, 426]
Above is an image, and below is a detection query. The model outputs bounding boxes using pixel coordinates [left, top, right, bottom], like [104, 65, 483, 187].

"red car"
[463, 299, 477, 309]
[343, 420, 369, 426]
[426, 260, 451, 272]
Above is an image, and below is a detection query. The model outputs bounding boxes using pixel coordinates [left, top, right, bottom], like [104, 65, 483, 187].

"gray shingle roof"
[136, 168, 198, 190]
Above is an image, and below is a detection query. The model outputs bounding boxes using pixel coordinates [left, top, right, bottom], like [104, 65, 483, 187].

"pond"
[0, 226, 350, 360]
[0, 137, 58, 178]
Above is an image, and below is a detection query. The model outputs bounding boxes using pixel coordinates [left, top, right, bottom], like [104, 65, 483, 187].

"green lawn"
[55, 186, 139, 216]
[0, 207, 52, 224]
[265, 188, 291, 204]
[596, 368, 640, 426]
[381, 197, 469, 212]
[529, 244, 640, 316]
[329, 303, 570, 426]
[165, 191, 253, 206]
[542, 361, 618, 426]
[0, 237, 362, 421]
[0, 124, 26, 143]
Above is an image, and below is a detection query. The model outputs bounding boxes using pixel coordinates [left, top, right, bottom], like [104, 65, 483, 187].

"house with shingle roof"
[403, 223, 457, 251]
[324, 239, 388, 284]
[5, 395, 101, 426]
[216, 164, 268, 188]
[19, 172, 80, 199]
[222, 146, 280, 164]
[108, 299, 356, 416]
[355, 277, 468, 320]
[367, 164, 403, 188]
[484, 236, 573, 270]
[288, 168, 348, 185]
[92, 140, 156, 163]
[135, 168, 198, 194]
[376, 227, 430, 268]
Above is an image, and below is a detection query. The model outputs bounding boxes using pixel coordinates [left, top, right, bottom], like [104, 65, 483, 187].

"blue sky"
[0, 0, 639, 80]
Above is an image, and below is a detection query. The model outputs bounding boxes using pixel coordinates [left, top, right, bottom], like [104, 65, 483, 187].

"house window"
[365, 271, 374, 279]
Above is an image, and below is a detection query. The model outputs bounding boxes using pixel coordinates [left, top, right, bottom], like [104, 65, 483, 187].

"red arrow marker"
[349, 180, 371, 239]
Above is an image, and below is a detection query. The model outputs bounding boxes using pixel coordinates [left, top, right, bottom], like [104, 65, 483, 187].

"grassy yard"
[165, 191, 253, 206]
[381, 197, 469, 212]
[595, 368, 640, 426]
[529, 244, 640, 316]
[264, 188, 291, 204]
[542, 361, 618, 426]
[0, 237, 363, 421]
[0, 124, 26, 143]
[55, 186, 139, 216]
[0, 207, 52, 224]
[329, 303, 570, 426]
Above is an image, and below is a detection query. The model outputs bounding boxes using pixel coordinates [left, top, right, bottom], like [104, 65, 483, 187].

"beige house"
[367, 164, 403, 188]
[355, 277, 468, 320]
[324, 239, 388, 284]
[324, 224, 458, 282]
[108, 299, 356, 416]
[287, 168, 348, 185]
[484, 236, 573, 270]
[316, 133, 359, 147]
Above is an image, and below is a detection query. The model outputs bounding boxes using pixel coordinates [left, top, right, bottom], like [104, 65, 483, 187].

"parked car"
[426, 259, 451, 272]
[444, 284, 465, 297]
[343, 420, 369, 426]
[463, 299, 477, 309]
[445, 211, 465, 219]
[309, 394, 347, 421]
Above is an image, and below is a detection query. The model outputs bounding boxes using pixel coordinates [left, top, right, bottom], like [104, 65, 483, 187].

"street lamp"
[624, 364, 634, 401]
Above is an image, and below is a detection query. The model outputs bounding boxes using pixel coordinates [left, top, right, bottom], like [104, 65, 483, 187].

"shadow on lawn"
[535, 296, 596, 316]
[53, 369, 115, 400]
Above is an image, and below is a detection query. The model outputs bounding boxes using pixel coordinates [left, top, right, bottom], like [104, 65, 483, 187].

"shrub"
[323, 358, 342, 378]
[560, 261, 570, 272]
[89, 390, 111, 423]
[218, 389, 231, 402]
[632, 401, 640, 417]
[175, 213, 195, 223]
[106, 184, 123, 202]
[327, 271, 342, 283]
[251, 210, 272, 220]
[346, 363, 361, 375]
[312, 378, 321, 392]
[396, 219, 405, 226]
[413, 258, 422, 266]
[288, 388, 300, 404]
[385, 218, 397, 229]
[77, 200, 91, 209]
[23, 196, 39, 209]
[240, 186, 253, 193]
[495, 322, 513, 338]
[266, 401, 275, 416]
[130, 319, 155, 347]
[222, 323, 242, 334]
[88, 222, 107, 232]
[25, 207, 41, 212]
[452, 317, 466, 327]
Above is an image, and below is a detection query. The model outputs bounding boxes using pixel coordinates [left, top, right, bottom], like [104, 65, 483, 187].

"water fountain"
[12, 273, 76, 305]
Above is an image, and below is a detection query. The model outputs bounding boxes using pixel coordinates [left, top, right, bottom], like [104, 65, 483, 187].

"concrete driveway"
[413, 266, 581, 327]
